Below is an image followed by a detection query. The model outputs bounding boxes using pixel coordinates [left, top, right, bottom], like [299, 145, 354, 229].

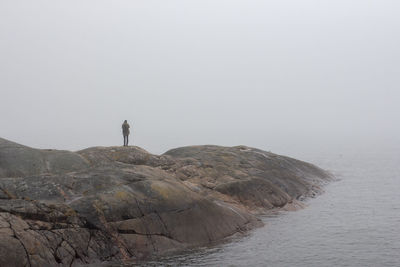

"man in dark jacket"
[122, 120, 130, 146]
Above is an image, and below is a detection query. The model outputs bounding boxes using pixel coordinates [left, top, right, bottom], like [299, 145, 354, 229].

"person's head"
[124, 120, 127, 123]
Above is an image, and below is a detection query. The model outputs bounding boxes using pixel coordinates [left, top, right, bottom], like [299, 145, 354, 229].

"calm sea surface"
[134, 150, 400, 267]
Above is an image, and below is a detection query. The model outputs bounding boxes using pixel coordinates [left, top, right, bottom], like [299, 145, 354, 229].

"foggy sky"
[1, 0, 399, 156]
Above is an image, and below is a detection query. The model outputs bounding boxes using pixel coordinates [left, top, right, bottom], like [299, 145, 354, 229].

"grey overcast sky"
[1, 0, 399, 155]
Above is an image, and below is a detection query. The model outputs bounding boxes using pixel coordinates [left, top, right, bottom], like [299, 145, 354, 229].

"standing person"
[122, 120, 130, 146]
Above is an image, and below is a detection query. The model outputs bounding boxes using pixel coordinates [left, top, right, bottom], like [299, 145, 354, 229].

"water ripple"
[134, 151, 400, 267]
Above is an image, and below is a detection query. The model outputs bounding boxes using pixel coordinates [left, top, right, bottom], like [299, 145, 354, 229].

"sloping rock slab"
[0, 138, 332, 266]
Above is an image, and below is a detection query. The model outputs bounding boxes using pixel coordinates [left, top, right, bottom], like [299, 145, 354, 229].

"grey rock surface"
[0, 138, 332, 266]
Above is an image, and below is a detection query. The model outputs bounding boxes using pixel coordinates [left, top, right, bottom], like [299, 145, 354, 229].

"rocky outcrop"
[0, 137, 332, 266]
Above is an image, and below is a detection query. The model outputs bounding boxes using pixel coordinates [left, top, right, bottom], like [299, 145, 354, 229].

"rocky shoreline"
[0, 137, 332, 266]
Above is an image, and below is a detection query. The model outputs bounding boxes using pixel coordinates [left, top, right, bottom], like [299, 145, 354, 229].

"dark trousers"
[123, 135, 129, 146]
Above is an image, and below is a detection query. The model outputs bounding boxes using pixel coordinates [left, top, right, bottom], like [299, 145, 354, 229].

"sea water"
[134, 149, 400, 267]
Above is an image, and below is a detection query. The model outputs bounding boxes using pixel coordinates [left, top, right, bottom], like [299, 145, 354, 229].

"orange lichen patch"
[150, 182, 172, 199]
[95, 184, 106, 190]
[64, 208, 77, 217]
[2, 189, 16, 199]
[56, 186, 69, 200]
[27, 241, 42, 254]
[150, 181, 185, 200]
[92, 200, 105, 214]
[114, 191, 131, 201]
[110, 151, 125, 161]
[218, 153, 237, 163]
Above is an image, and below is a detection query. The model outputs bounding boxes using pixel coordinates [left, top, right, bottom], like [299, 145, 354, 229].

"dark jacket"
[122, 122, 130, 136]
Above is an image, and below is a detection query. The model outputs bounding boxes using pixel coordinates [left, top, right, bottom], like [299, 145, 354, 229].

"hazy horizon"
[1, 0, 399, 156]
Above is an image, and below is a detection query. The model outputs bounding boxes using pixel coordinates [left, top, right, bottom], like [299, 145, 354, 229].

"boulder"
[0, 138, 332, 266]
